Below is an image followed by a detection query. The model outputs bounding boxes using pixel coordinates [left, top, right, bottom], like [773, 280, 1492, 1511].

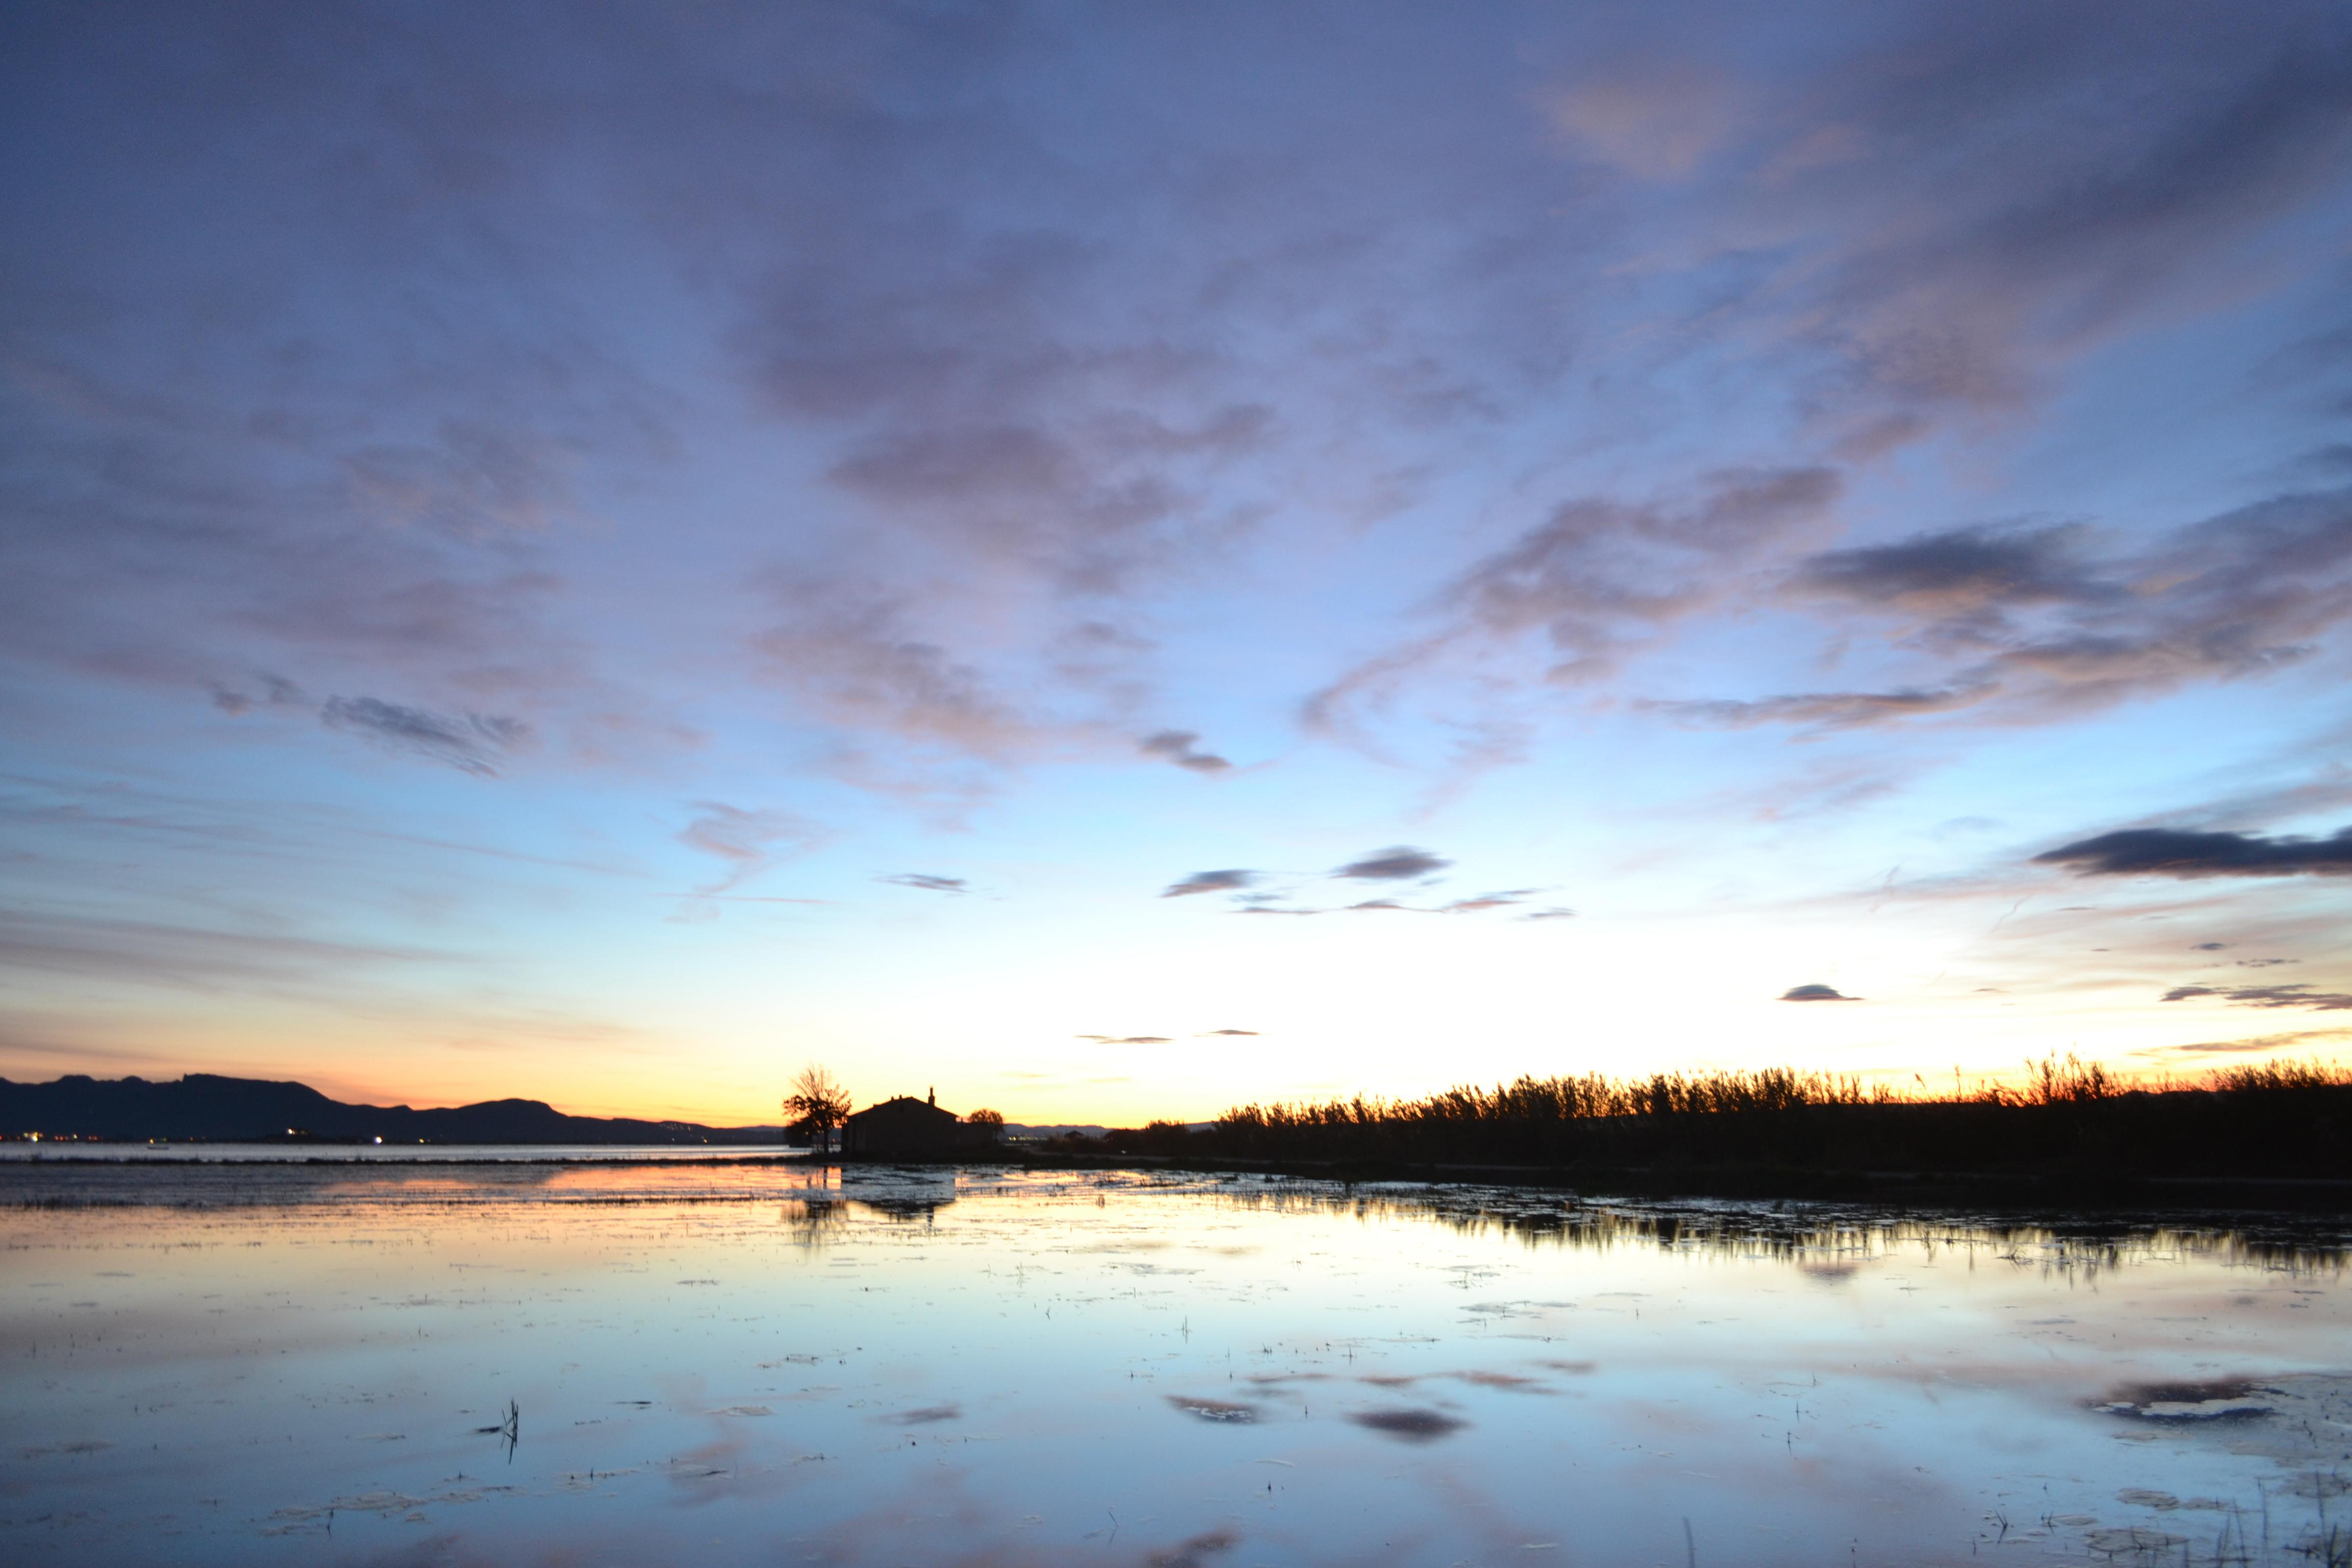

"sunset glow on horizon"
[5, 3, 2350, 1127]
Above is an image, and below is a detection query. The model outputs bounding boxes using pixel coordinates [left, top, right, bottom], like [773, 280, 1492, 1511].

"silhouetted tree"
[963, 1107, 1004, 1142]
[782, 1063, 852, 1155]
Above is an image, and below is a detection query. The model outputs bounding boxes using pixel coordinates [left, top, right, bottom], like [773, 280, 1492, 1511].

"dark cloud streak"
[2036, 825, 2352, 878]
[1334, 846, 1452, 881]
[320, 697, 528, 777]
[2163, 984, 2352, 1012]
[1140, 729, 1232, 773]
[1162, 868, 1256, 898]
[881, 873, 966, 893]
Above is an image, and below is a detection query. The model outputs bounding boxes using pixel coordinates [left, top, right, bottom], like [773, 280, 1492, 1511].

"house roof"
[845, 1095, 958, 1124]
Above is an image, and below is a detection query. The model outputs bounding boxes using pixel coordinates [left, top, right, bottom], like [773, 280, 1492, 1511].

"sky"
[4, 2, 2351, 1127]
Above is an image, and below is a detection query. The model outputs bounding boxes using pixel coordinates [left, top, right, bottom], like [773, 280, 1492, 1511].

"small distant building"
[841, 1088, 998, 1160]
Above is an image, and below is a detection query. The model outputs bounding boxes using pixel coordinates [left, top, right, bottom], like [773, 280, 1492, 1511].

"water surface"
[0, 1143, 798, 1163]
[5, 1162, 2347, 1565]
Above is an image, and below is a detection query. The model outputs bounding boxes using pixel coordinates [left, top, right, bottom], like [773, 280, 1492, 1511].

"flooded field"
[4, 1161, 2348, 1566]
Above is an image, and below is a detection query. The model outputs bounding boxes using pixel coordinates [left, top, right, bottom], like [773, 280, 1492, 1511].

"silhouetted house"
[841, 1089, 996, 1160]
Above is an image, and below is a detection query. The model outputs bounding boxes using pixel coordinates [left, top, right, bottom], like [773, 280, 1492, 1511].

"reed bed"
[1074, 1057, 2352, 1182]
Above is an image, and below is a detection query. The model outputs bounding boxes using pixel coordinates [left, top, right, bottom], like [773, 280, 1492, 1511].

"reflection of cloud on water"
[1535, 1358, 1597, 1376]
[878, 1404, 961, 1425]
[1353, 1369, 1556, 1394]
[16, 1161, 2352, 1566]
[1453, 1370, 1550, 1392]
[1146, 1530, 1240, 1568]
[1348, 1407, 1467, 1441]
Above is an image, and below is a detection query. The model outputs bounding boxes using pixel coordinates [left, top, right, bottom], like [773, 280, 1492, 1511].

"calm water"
[0, 1144, 799, 1163]
[4, 1162, 2348, 1566]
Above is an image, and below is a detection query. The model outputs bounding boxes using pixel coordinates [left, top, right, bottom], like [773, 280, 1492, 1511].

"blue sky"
[4, 2, 2350, 1123]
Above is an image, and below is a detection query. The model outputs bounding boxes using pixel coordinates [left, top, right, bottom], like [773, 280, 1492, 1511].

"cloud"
[2162, 983, 2352, 1012]
[1690, 485, 2352, 731]
[829, 424, 1080, 506]
[1447, 468, 1844, 674]
[1344, 889, 1536, 914]
[2151, 1028, 2352, 1057]
[8, 5, 2352, 1091]
[2035, 825, 2352, 878]
[1199, 1028, 1259, 1036]
[1290, 15, 2352, 746]
[1334, 846, 1452, 881]
[1436, 890, 1536, 913]
[1303, 468, 1848, 745]
[0, 908, 456, 994]
[1791, 524, 2105, 616]
[320, 697, 529, 776]
[752, 585, 1053, 763]
[1746, 13, 2352, 426]
[1221, 880, 1548, 916]
[1549, 61, 1741, 180]
[1520, 907, 1578, 921]
[10, 4, 2348, 803]
[1649, 683, 1991, 731]
[880, 873, 966, 893]
[1163, 868, 1256, 898]
[1140, 729, 1232, 773]
[1077, 1034, 1172, 1045]
[209, 674, 305, 716]
[677, 802, 823, 893]
[1780, 983, 1860, 1001]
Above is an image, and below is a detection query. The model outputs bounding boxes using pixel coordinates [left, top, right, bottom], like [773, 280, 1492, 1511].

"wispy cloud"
[881, 873, 967, 894]
[321, 697, 529, 777]
[2147, 1027, 2352, 1057]
[677, 803, 823, 894]
[1307, 470, 1846, 741]
[0, 910, 458, 993]
[2162, 983, 2352, 1012]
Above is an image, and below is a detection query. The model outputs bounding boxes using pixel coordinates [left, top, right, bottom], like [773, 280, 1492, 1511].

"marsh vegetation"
[1047, 1059, 2352, 1195]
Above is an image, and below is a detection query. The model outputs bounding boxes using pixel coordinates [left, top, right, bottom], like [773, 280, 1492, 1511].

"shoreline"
[1001, 1150, 2352, 1212]
[8, 1146, 2352, 1216]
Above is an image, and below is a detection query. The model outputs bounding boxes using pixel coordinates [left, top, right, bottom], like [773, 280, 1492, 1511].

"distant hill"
[0, 1073, 784, 1145]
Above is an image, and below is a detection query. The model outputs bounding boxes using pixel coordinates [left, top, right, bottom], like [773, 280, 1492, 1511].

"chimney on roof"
[927, 1086, 935, 1106]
